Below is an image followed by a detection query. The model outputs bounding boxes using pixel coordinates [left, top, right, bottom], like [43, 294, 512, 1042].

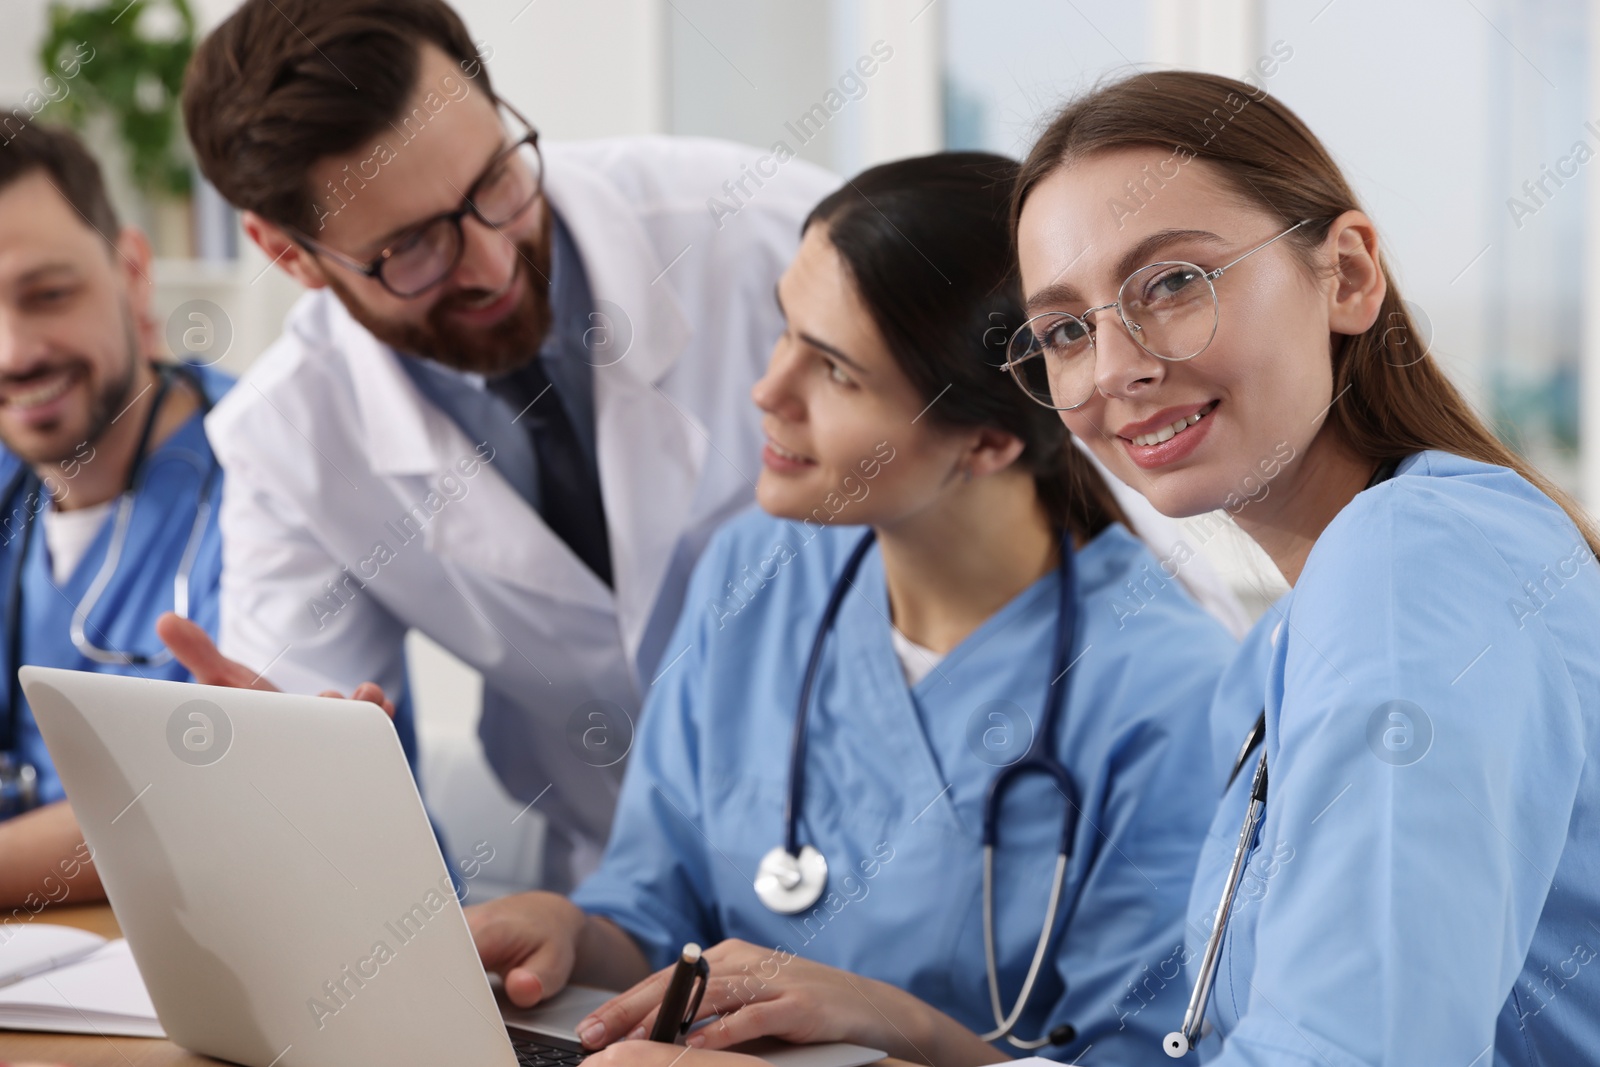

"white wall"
[451, 0, 667, 138]
[661, 1, 943, 177]
[0, 6, 51, 105]
[668, 2, 837, 166]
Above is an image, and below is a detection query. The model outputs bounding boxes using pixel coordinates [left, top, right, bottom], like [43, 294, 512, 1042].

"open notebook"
[0, 923, 162, 1038]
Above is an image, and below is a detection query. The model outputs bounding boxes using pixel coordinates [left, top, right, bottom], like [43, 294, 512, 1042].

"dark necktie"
[487, 357, 613, 587]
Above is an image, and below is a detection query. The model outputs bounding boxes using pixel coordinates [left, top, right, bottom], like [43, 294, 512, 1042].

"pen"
[648, 942, 711, 1044]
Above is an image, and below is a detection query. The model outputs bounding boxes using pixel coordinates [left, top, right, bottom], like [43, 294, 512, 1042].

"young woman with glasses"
[1005, 71, 1600, 1065]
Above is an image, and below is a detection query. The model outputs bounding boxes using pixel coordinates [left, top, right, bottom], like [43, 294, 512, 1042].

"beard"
[0, 307, 140, 467]
[325, 234, 554, 378]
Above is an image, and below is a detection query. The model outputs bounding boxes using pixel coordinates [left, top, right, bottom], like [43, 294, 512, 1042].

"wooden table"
[1, 906, 917, 1067]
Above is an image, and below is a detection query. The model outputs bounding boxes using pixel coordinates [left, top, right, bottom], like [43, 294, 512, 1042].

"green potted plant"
[36, 0, 198, 254]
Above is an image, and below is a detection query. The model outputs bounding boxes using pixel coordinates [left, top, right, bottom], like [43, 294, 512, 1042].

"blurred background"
[4, 0, 1594, 889]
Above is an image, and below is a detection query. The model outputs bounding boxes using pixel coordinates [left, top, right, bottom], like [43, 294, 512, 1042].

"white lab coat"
[207, 137, 841, 889]
[207, 135, 1244, 892]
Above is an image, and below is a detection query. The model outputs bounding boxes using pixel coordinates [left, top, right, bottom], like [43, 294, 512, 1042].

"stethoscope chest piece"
[754, 844, 828, 914]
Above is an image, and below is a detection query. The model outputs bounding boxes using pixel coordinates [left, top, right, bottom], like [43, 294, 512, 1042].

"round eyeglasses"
[1004, 220, 1312, 411]
[292, 102, 544, 299]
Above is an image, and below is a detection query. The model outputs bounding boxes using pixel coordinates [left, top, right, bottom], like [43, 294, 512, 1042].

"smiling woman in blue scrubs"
[466, 153, 1239, 1065]
[998, 71, 1600, 1066]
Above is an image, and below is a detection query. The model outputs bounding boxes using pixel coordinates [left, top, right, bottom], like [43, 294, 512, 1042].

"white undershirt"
[42, 500, 115, 584]
[890, 628, 945, 687]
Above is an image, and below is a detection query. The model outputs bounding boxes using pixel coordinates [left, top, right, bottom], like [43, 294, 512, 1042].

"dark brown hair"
[0, 120, 119, 244]
[182, 0, 493, 232]
[1014, 70, 1600, 556]
[808, 152, 1128, 542]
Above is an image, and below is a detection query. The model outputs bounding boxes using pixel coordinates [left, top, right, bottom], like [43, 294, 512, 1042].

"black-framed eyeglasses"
[291, 102, 545, 299]
[1003, 219, 1313, 411]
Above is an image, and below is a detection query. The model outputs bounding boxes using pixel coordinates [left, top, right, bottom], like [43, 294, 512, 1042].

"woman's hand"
[582, 1041, 771, 1067]
[156, 612, 395, 718]
[574, 939, 963, 1063]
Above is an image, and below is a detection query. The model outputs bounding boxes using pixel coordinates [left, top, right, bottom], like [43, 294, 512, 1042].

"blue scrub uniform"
[1185, 451, 1600, 1066]
[573, 509, 1236, 1064]
[0, 364, 420, 811]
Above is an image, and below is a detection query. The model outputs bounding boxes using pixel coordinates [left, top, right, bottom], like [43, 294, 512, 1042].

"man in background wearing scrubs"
[0, 123, 239, 910]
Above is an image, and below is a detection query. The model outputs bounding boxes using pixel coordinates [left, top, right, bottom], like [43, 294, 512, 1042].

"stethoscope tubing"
[1165, 457, 1407, 1058]
[782, 530, 877, 856]
[1166, 747, 1268, 1057]
[776, 525, 1086, 1049]
[69, 445, 216, 667]
[1, 363, 216, 758]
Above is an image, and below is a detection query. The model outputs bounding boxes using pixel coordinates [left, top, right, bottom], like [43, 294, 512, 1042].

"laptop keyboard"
[511, 1036, 589, 1067]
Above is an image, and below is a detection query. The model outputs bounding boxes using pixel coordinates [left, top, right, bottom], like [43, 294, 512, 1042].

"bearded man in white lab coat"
[173, 0, 1243, 893]
[173, 0, 839, 890]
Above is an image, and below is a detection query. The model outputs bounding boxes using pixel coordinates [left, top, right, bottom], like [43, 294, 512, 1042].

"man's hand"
[156, 612, 277, 690]
[573, 940, 950, 1061]
[465, 891, 590, 1008]
[467, 892, 655, 1013]
[156, 612, 395, 717]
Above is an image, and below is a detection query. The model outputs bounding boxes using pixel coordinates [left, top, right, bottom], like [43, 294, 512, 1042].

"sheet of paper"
[0, 923, 106, 985]
[0, 938, 164, 1038]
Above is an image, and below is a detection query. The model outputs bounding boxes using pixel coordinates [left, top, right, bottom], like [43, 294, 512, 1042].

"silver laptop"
[22, 667, 884, 1067]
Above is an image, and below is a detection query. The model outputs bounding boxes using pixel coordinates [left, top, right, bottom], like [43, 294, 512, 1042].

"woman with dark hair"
[466, 152, 1242, 1065]
[997, 71, 1600, 1065]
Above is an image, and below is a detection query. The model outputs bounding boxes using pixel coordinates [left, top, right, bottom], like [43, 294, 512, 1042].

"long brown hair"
[1013, 70, 1600, 556]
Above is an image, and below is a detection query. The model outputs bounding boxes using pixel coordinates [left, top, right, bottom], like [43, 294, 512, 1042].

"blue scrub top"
[1186, 450, 1600, 1066]
[0, 363, 420, 812]
[573, 508, 1236, 1064]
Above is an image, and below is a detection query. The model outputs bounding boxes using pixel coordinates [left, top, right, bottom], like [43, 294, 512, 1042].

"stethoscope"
[752, 528, 1083, 1049]
[0, 363, 216, 817]
[1164, 456, 1404, 1058]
